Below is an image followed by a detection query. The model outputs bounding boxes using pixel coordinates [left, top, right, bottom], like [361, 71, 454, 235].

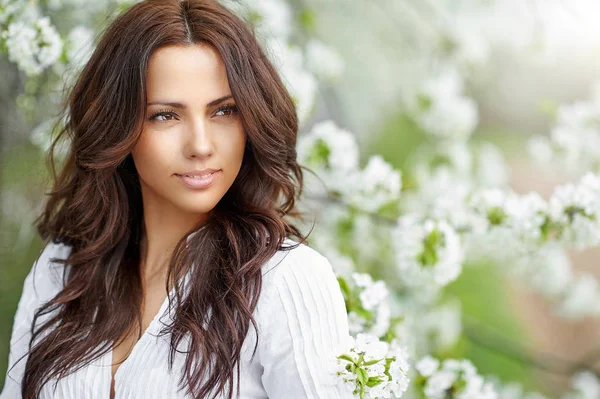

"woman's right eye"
[149, 110, 177, 122]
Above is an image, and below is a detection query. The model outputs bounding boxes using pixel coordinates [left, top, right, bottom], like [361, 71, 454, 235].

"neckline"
[108, 265, 192, 396]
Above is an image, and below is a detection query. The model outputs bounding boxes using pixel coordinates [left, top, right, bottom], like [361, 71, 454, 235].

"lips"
[175, 170, 221, 189]
[175, 168, 220, 178]
[177, 171, 218, 179]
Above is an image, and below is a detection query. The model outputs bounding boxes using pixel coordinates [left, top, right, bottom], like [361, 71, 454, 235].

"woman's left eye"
[215, 104, 239, 117]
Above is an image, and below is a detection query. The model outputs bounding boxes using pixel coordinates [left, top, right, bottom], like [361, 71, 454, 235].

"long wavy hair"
[19, 0, 310, 397]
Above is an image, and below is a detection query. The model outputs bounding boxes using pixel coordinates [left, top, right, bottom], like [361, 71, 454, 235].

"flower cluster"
[392, 215, 464, 289]
[297, 120, 402, 213]
[529, 81, 600, 177]
[459, 173, 600, 317]
[415, 356, 498, 399]
[334, 333, 410, 399]
[463, 189, 548, 263]
[403, 68, 479, 141]
[339, 272, 393, 339]
[297, 120, 360, 194]
[401, 141, 508, 229]
[1, 16, 63, 76]
[547, 173, 600, 250]
[454, 172, 600, 257]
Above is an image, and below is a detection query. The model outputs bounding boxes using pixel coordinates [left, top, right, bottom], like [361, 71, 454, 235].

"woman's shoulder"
[261, 237, 336, 282]
[258, 237, 342, 308]
[252, 236, 352, 394]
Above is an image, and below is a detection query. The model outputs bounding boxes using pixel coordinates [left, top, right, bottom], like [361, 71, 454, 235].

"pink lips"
[175, 170, 221, 189]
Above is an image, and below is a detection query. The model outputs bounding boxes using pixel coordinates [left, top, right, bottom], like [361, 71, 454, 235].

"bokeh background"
[2, 0, 600, 397]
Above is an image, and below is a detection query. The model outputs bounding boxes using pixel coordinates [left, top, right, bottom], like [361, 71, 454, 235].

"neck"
[138, 216, 206, 283]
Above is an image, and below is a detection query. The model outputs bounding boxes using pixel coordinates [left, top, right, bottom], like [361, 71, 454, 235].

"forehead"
[145, 44, 230, 102]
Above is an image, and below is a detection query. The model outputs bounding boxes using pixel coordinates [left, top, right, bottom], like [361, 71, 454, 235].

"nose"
[184, 117, 214, 159]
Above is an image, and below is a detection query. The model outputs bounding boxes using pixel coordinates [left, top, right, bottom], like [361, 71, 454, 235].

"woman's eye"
[149, 111, 177, 122]
[215, 104, 238, 117]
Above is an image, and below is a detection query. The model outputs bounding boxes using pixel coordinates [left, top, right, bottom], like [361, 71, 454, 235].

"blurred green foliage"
[0, 142, 48, 391]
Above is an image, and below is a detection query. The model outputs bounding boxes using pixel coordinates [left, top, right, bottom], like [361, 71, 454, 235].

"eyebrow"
[146, 94, 233, 108]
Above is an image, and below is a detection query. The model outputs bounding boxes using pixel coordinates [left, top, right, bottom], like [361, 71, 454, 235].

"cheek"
[219, 133, 246, 167]
[132, 133, 175, 179]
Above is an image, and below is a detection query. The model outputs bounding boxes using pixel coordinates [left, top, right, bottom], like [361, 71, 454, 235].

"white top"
[0, 238, 353, 399]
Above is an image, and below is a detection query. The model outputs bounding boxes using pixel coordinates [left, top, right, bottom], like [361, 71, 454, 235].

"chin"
[177, 202, 218, 214]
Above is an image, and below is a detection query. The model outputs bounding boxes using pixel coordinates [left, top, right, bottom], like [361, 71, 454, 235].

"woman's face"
[132, 43, 246, 222]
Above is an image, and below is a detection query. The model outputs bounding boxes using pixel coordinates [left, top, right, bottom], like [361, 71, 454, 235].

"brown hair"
[19, 0, 309, 397]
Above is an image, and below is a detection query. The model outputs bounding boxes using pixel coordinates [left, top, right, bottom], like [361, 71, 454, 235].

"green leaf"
[357, 351, 365, 364]
[363, 358, 383, 366]
[338, 354, 355, 363]
[356, 367, 368, 385]
[366, 376, 384, 387]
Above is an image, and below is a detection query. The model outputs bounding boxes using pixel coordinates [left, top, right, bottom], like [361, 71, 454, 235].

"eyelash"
[148, 103, 239, 122]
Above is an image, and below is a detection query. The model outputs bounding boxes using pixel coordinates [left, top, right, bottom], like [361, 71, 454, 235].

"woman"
[0, 0, 352, 398]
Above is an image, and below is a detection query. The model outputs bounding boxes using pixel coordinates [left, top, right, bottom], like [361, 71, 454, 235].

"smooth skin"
[110, 43, 246, 399]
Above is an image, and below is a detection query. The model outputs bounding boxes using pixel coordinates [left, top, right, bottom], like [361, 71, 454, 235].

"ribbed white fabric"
[0, 238, 353, 399]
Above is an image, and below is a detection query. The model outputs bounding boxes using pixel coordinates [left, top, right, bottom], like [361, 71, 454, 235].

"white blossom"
[403, 141, 507, 230]
[386, 340, 411, 396]
[405, 68, 478, 140]
[392, 215, 464, 288]
[419, 358, 498, 399]
[0, 0, 26, 25]
[439, 22, 490, 69]
[3, 16, 63, 76]
[346, 272, 392, 339]
[342, 155, 402, 213]
[403, 168, 474, 230]
[357, 274, 389, 311]
[548, 173, 600, 249]
[3, 21, 40, 75]
[465, 189, 547, 263]
[425, 369, 457, 398]
[334, 333, 410, 398]
[416, 355, 439, 378]
[529, 84, 600, 176]
[297, 119, 360, 194]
